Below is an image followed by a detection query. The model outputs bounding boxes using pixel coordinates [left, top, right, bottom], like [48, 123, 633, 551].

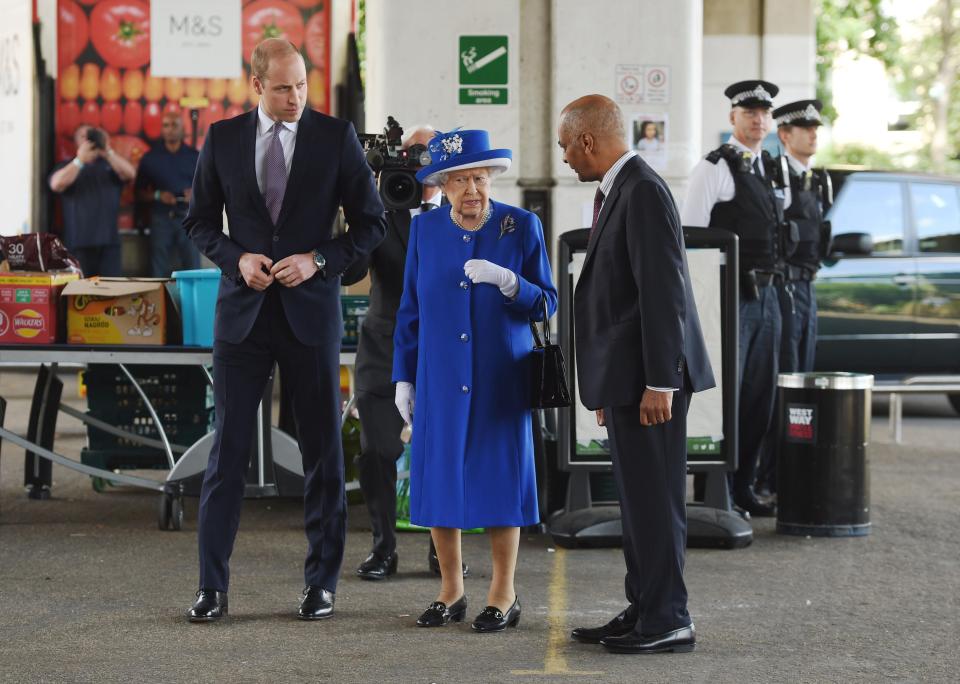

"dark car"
[814, 170, 960, 414]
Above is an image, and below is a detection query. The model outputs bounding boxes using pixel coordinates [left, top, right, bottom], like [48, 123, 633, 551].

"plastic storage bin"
[173, 268, 220, 347]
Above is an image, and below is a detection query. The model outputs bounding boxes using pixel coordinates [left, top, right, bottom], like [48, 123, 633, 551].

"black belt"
[754, 271, 782, 287]
[785, 264, 817, 282]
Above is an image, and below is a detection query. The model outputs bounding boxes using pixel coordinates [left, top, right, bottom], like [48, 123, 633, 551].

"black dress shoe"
[297, 586, 334, 620]
[356, 551, 398, 581]
[571, 609, 637, 644]
[187, 589, 227, 623]
[428, 547, 470, 578]
[601, 624, 695, 654]
[416, 595, 468, 627]
[734, 493, 777, 518]
[471, 597, 521, 632]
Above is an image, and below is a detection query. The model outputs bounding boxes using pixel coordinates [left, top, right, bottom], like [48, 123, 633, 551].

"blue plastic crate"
[172, 268, 220, 347]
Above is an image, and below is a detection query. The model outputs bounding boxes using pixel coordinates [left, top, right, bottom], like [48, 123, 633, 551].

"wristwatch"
[312, 249, 326, 274]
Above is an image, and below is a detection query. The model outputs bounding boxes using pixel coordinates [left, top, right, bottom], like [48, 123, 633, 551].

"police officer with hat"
[681, 80, 790, 517]
[756, 99, 833, 495]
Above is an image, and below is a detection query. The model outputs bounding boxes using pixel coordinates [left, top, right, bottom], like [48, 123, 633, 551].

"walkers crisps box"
[63, 278, 172, 345]
[0, 272, 79, 344]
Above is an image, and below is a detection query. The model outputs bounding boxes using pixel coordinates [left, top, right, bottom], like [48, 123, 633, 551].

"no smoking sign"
[615, 65, 670, 105]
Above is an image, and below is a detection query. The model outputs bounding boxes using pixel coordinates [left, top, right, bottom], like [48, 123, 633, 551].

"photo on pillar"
[631, 113, 668, 171]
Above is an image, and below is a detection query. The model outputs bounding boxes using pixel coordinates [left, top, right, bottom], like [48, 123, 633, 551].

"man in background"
[49, 125, 136, 277]
[136, 111, 202, 277]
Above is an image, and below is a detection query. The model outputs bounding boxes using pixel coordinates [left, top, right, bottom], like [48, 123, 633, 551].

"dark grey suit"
[573, 155, 715, 635]
[344, 209, 413, 558]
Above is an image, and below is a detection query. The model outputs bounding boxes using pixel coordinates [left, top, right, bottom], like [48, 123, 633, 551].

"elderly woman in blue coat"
[392, 129, 557, 632]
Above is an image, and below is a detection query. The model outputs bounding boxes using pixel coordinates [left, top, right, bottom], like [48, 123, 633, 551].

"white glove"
[395, 381, 415, 426]
[464, 259, 519, 298]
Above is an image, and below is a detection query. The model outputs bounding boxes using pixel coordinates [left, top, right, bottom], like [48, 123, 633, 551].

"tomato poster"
[55, 0, 331, 230]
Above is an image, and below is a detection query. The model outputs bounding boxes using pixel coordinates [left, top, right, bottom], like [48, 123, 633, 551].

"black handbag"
[529, 298, 571, 408]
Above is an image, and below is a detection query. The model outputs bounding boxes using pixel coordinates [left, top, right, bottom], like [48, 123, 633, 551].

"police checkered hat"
[772, 99, 824, 127]
[724, 80, 778, 109]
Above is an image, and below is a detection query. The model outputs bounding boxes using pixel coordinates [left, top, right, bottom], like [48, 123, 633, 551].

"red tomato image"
[200, 101, 225, 129]
[242, 0, 305, 63]
[101, 101, 123, 133]
[163, 101, 182, 116]
[304, 10, 327, 71]
[80, 100, 101, 127]
[58, 1, 89, 69]
[109, 134, 150, 167]
[100, 66, 123, 101]
[287, 0, 322, 6]
[143, 101, 162, 139]
[90, 0, 150, 69]
[123, 100, 143, 135]
[225, 105, 245, 120]
[58, 100, 81, 136]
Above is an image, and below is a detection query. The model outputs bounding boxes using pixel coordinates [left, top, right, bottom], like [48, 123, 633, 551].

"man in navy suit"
[558, 95, 715, 653]
[183, 39, 386, 622]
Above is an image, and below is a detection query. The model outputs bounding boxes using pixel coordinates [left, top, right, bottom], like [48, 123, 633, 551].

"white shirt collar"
[599, 150, 637, 197]
[785, 152, 813, 174]
[257, 103, 299, 136]
[726, 134, 762, 158]
[410, 193, 442, 217]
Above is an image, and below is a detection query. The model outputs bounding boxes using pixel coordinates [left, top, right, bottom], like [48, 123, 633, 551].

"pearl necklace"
[450, 205, 491, 232]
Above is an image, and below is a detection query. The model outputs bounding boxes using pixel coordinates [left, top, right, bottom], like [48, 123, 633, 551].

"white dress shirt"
[782, 152, 814, 211]
[255, 103, 298, 194]
[597, 149, 675, 394]
[680, 135, 792, 228]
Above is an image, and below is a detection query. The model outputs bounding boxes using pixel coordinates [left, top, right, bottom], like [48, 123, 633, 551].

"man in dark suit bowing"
[558, 95, 715, 653]
[182, 39, 385, 622]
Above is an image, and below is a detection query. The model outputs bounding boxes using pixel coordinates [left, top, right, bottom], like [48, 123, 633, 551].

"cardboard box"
[63, 278, 171, 345]
[0, 272, 79, 344]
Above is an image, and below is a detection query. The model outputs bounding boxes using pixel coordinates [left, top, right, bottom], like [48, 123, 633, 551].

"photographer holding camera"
[49, 124, 136, 277]
[135, 111, 202, 277]
[344, 123, 468, 581]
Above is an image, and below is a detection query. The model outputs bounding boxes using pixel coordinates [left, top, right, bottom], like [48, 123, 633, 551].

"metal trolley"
[0, 344, 356, 530]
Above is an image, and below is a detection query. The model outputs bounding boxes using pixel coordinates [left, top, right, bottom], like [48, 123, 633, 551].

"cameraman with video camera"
[344, 123, 468, 581]
[49, 125, 136, 277]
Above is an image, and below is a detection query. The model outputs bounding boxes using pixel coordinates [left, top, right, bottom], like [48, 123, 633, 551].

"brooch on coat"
[499, 214, 517, 240]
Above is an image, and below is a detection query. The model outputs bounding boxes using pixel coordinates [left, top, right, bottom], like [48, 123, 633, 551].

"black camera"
[358, 116, 431, 210]
[86, 127, 107, 150]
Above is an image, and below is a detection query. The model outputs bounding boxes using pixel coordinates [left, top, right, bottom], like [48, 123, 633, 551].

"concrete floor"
[0, 368, 958, 683]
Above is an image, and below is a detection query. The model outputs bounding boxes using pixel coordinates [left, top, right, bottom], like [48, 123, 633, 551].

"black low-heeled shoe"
[471, 596, 521, 632]
[416, 595, 468, 627]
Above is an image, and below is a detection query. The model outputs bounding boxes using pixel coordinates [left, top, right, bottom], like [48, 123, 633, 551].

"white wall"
[1, 0, 36, 234]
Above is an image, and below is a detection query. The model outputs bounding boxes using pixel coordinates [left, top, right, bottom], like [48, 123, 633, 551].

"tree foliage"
[816, 0, 901, 121]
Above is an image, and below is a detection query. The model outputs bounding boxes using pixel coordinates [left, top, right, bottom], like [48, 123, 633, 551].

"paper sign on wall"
[150, 0, 242, 78]
[0, 0, 34, 235]
[615, 64, 670, 105]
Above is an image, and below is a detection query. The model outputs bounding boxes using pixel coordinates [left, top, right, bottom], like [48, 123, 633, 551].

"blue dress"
[392, 201, 558, 529]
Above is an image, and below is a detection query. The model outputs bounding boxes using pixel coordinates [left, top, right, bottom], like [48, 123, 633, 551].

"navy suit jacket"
[184, 108, 386, 345]
[574, 155, 715, 410]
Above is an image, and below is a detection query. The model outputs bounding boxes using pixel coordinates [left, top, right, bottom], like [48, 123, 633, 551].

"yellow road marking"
[512, 547, 603, 677]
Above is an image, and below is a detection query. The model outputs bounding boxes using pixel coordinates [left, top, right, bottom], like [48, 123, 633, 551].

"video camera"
[358, 116, 431, 210]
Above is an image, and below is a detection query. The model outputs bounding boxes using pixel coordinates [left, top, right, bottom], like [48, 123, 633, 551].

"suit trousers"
[356, 389, 405, 558]
[197, 287, 346, 592]
[731, 285, 782, 499]
[605, 386, 692, 636]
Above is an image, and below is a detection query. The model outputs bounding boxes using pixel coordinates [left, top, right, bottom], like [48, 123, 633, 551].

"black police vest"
[706, 145, 783, 273]
[784, 163, 829, 271]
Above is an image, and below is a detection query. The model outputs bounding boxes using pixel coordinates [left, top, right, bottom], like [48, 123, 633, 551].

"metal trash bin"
[776, 372, 873, 537]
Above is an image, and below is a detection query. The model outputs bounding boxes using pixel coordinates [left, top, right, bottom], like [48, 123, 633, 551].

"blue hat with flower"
[416, 128, 512, 187]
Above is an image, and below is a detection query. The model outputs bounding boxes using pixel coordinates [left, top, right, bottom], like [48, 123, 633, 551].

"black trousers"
[197, 288, 345, 592]
[356, 389, 405, 558]
[605, 386, 692, 636]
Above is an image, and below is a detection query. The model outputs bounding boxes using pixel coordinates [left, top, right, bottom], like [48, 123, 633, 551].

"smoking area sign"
[459, 35, 509, 105]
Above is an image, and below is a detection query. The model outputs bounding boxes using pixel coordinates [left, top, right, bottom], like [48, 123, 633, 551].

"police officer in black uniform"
[756, 99, 833, 495]
[681, 80, 790, 517]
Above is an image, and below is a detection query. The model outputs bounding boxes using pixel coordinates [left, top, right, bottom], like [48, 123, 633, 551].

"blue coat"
[393, 201, 558, 529]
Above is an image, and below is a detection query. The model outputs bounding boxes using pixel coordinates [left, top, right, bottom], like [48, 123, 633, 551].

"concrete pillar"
[365, 0, 523, 207]
[551, 0, 703, 237]
[702, 0, 816, 156]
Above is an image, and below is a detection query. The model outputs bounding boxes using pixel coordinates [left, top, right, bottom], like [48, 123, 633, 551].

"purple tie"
[264, 122, 287, 225]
